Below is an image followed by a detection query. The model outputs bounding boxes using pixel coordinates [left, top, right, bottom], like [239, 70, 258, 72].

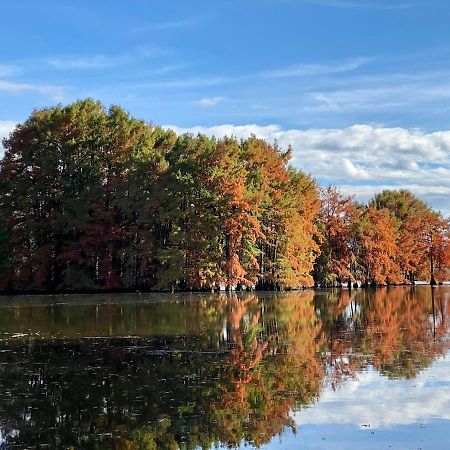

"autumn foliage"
[315, 187, 450, 286]
[0, 100, 320, 292]
[0, 100, 449, 291]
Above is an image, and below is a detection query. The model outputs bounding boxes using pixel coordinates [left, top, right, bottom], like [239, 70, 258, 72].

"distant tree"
[155, 133, 225, 290]
[371, 190, 450, 283]
[420, 211, 450, 283]
[275, 168, 320, 288]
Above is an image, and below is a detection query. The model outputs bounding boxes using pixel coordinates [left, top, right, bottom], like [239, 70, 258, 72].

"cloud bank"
[166, 123, 450, 215]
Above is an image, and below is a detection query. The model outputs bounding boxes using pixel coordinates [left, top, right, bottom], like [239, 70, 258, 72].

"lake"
[0, 287, 448, 449]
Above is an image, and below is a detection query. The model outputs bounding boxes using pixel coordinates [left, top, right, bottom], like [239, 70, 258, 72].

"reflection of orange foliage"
[224, 294, 267, 403]
[335, 289, 357, 316]
[271, 291, 325, 402]
[319, 287, 450, 386]
[321, 287, 449, 385]
[364, 288, 448, 377]
[366, 289, 405, 367]
[211, 292, 324, 447]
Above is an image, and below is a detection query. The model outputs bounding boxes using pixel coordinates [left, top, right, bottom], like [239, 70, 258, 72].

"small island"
[0, 100, 449, 294]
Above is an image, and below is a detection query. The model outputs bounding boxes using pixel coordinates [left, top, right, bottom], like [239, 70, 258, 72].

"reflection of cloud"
[294, 357, 450, 429]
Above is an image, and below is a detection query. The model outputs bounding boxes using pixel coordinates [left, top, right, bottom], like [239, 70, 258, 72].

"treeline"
[0, 99, 449, 292]
[315, 186, 450, 286]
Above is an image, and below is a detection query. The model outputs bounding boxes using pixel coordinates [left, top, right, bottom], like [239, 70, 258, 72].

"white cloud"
[135, 17, 200, 32]
[46, 47, 167, 71]
[306, 84, 446, 112]
[261, 57, 371, 79]
[0, 65, 65, 101]
[141, 64, 188, 76]
[0, 120, 17, 154]
[297, 68, 450, 115]
[197, 96, 224, 108]
[0, 64, 18, 78]
[0, 80, 65, 101]
[164, 123, 450, 215]
[47, 55, 117, 70]
[299, 0, 415, 9]
[138, 76, 230, 89]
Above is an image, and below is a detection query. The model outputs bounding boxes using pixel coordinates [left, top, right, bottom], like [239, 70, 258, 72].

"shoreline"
[0, 282, 447, 297]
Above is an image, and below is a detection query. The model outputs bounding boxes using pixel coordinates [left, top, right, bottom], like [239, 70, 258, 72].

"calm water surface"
[0, 287, 448, 449]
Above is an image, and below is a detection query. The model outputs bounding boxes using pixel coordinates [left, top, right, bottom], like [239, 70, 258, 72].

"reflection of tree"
[0, 292, 325, 450]
[223, 295, 268, 404]
[317, 287, 449, 386]
[363, 287, 449, 379]
[209, 292, 324, 448]
[0, 288, 448, 449]
[315, 289, 366, 389]
[0, 296, 228, 340]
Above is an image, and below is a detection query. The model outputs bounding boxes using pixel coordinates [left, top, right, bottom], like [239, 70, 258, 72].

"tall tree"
[0, 100, 167, 291]
[357, 206, 401, 285]
[314, 186, 358, 286]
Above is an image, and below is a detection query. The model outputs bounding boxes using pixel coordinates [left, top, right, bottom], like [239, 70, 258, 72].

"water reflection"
[0, 287, 448, 449]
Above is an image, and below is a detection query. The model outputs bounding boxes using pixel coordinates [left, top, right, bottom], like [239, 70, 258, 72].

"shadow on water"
[0, 287, 448, 449]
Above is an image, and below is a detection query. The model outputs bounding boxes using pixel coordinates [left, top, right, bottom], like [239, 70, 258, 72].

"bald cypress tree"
[0, 100, 171, 290]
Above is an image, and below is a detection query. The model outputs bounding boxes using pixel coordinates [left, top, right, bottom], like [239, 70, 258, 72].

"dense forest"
[0, 99, 449, 292]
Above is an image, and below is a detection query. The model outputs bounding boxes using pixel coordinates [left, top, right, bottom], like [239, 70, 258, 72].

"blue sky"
[1, 0, 450, 213]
